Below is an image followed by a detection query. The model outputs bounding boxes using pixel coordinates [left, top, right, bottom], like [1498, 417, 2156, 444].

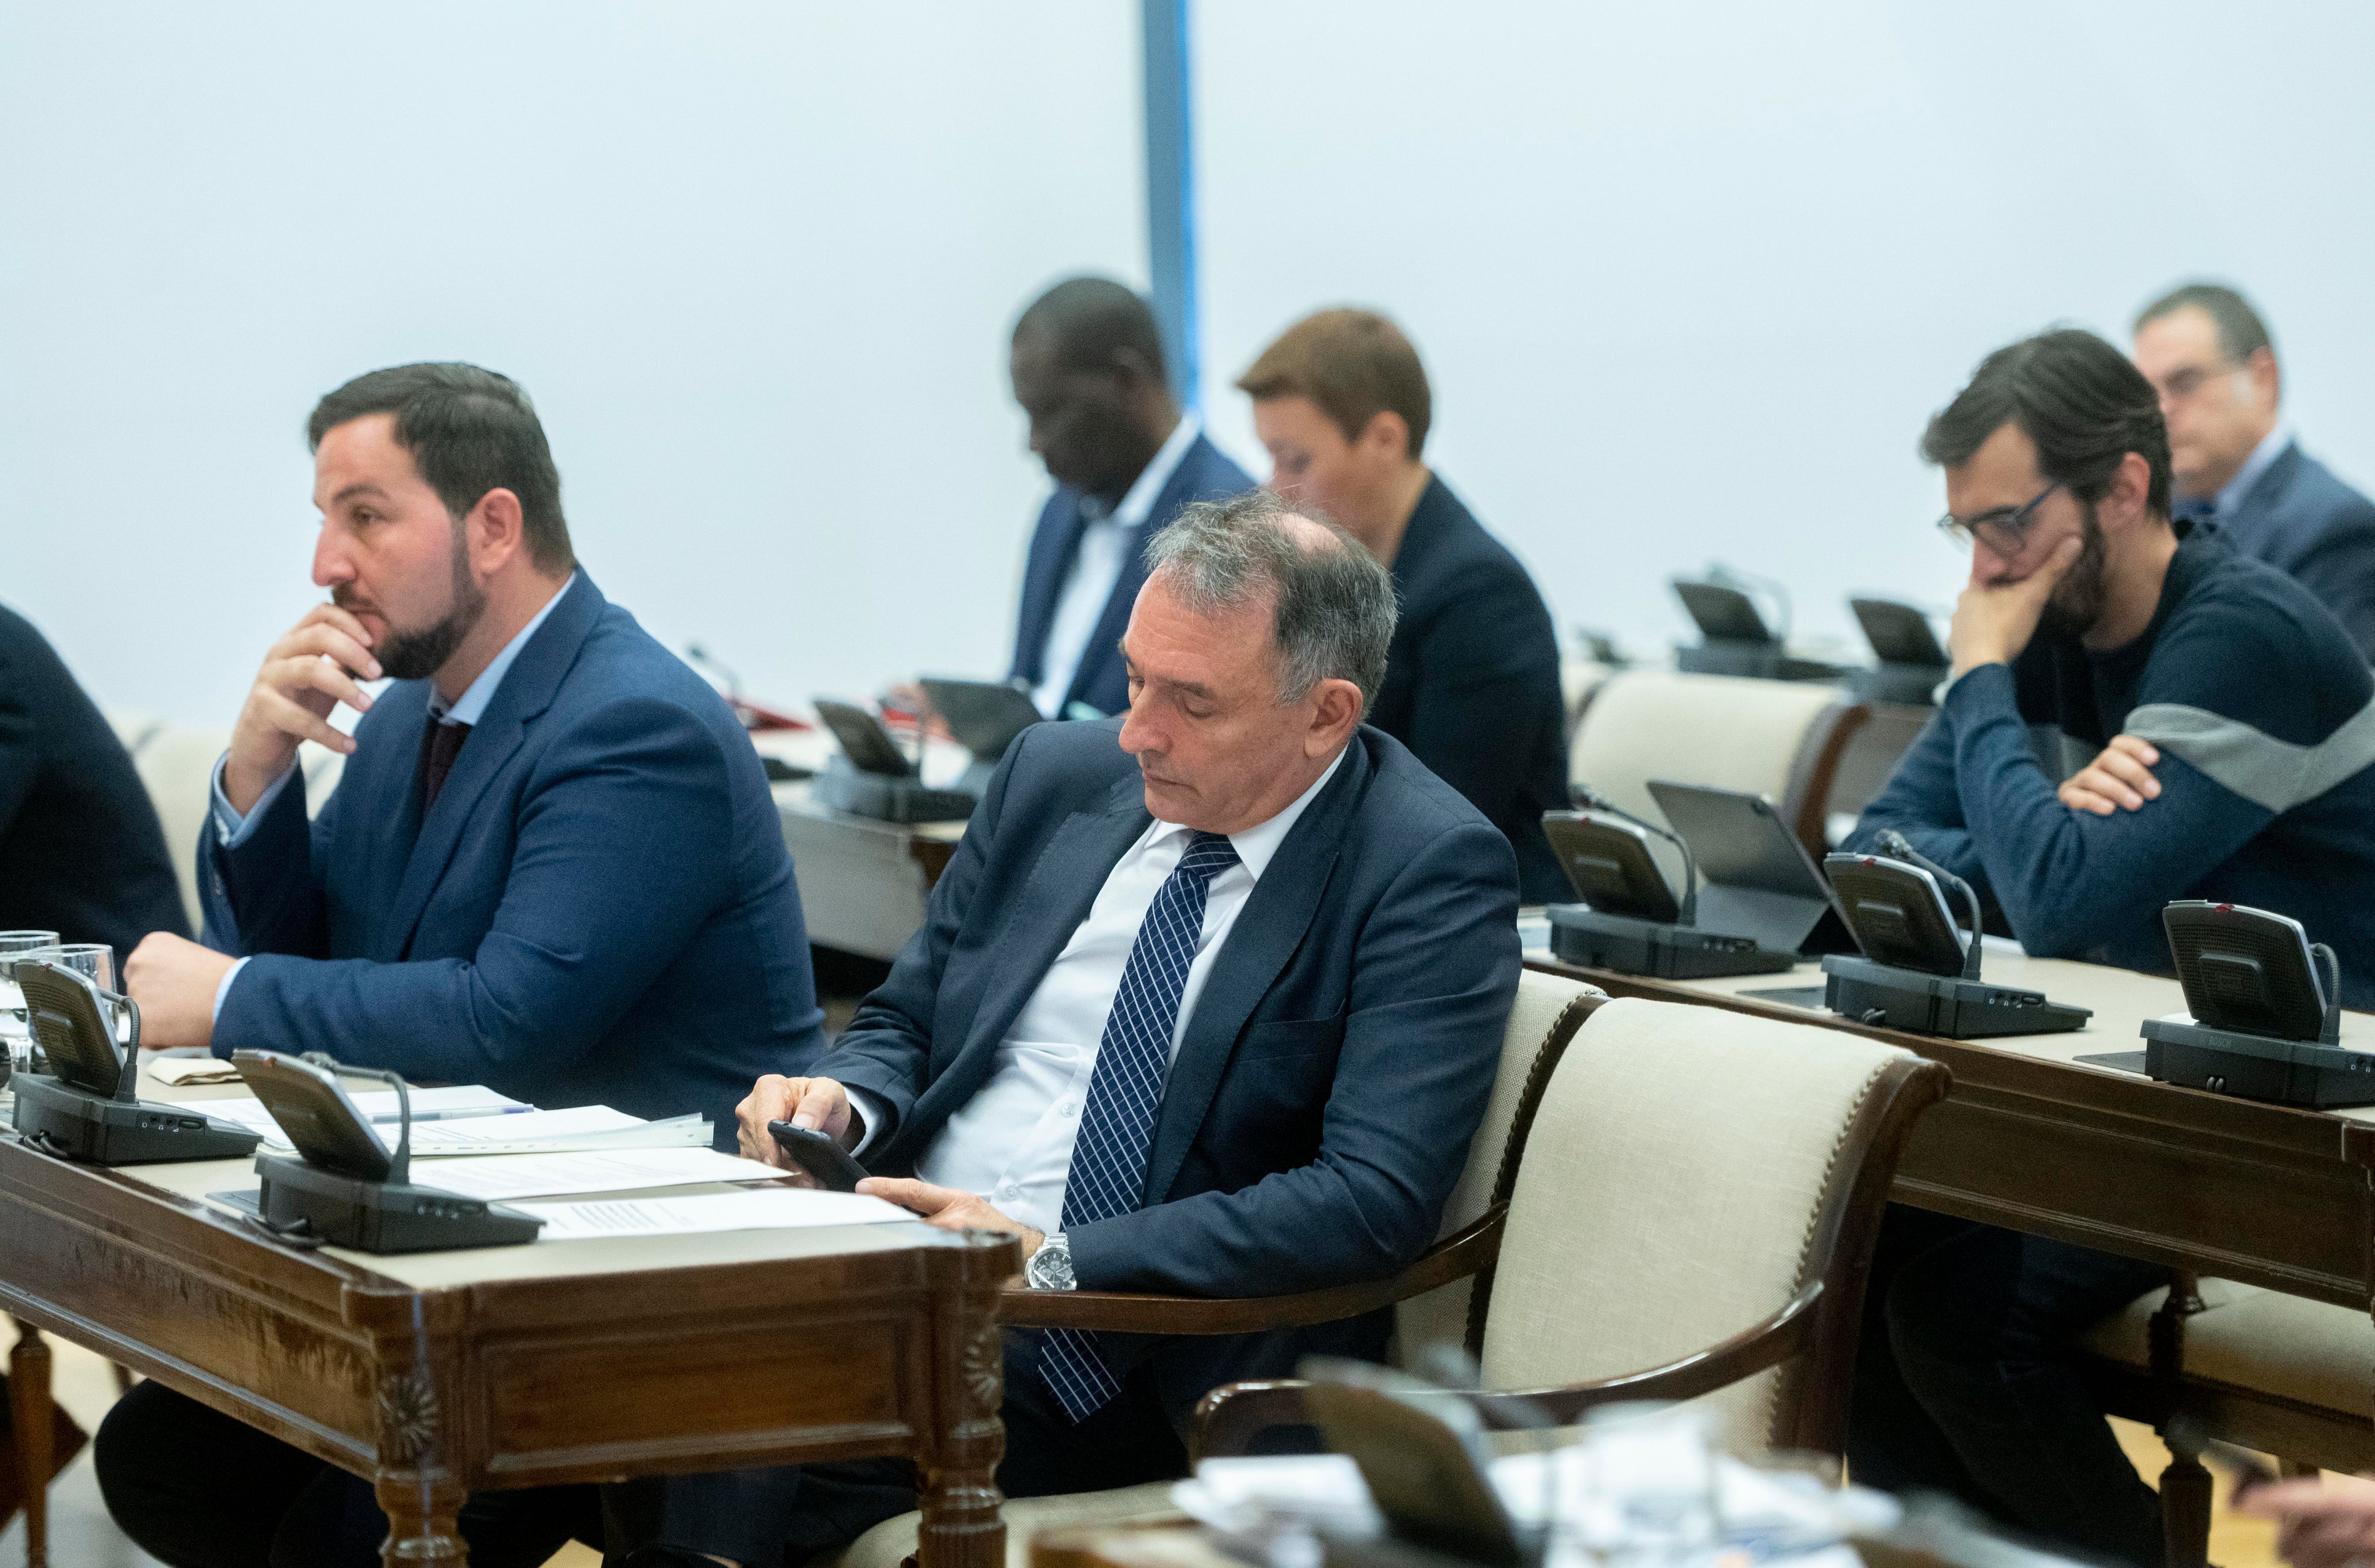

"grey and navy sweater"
[1852, 525, 2375, 1008]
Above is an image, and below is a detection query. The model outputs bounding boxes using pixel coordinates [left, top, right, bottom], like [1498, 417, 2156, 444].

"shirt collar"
[1101, 414, 1202, 532]
[2212, 425, 2292, 517]
[1145, 745, 1347, 883]
[428, 574, 575, 726]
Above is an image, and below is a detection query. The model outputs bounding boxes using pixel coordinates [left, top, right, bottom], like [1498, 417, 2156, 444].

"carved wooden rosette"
[914, 1228, 1020, 1568]
[348, 1288, 472, 1568]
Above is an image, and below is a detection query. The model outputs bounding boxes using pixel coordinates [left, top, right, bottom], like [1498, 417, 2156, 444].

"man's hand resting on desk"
[1949, 534, 2083, 679]
[2059, 735, 2163, 815]
[855, 1178, 1045, 1259]
[224, 604, 381, 814]
[124, 933, 235, 1050]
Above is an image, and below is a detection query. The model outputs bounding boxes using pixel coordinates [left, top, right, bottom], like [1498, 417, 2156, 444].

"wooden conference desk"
[0, 1066, 1018, 1568]
[1526, 943, 2375, 1317]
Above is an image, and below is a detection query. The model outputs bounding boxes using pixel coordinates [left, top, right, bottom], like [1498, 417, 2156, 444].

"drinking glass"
[0, 930, 62, 1085]
[25, 943, 116, 994]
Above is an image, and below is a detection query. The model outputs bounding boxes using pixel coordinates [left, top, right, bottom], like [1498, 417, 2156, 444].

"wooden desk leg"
[915, 1231, 1013, 1568]
[10, 1319, 53, 1568]
[374, 1472, 468, 1567]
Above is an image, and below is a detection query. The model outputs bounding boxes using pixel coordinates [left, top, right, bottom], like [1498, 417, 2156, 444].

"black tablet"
[1672, 580, 1774, 643]
[1850, 597, 1948, 667]
[813, 699, 914, 778]
[917, 677, 1043, 762]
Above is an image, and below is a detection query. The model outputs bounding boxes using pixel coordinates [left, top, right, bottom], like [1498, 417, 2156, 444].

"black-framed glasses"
[1937, 482, 2061, 554]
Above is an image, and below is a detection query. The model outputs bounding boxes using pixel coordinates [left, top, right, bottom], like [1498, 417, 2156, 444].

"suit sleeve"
[1066, 817, 1522, 1297]
[0, 634, 44, 848]
[2277, 497, 2375, 661]
[1398, 562, 1565, 833]
[823, 725, 1029, 1140]
[202, 758, 331, 957]
[213, 698, 739, 1081]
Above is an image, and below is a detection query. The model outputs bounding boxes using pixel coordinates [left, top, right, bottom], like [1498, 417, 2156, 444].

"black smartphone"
[767, 1119, 867, 1192]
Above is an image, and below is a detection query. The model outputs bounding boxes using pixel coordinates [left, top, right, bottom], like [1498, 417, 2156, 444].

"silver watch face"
[1031, 1235, 1074, 1289]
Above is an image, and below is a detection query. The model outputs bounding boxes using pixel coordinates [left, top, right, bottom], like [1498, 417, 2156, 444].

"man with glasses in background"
[1841, 328, 2375, 1565]
[2134, 282, 2375, 656]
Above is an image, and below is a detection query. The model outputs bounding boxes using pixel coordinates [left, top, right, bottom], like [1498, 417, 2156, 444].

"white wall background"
[0, 1, 1141, 726]
[6, 2, 2374, 724]
[1196, 1, 2375, 665]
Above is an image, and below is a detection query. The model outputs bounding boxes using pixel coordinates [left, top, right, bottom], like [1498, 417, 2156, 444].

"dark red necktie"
[419, 718, 473, 811]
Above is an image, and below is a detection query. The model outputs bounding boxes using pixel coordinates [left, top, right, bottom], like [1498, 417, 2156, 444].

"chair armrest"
[1189, 1281, 1824, 1459]
[1472, 1280, 1823, 1427]
[998, 1207, 1505, 1335]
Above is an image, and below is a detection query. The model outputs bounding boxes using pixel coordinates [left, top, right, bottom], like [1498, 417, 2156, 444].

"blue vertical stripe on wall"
[1141, 0, 1198, 410]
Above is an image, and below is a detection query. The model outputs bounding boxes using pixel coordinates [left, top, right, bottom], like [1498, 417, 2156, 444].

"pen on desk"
[365, 1106, 531, 1124]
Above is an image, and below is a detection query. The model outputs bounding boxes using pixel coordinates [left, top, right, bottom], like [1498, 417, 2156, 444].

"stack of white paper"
[202, 1085, 528, 1146]
[406, 1107, 712, 1157]
[519, 1189, 914, 1240]
[413, 1146, 781, 1202]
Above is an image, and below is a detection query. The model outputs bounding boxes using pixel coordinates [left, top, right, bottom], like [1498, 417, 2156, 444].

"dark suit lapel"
[1065, 437, 1222, 713]
[1140, 738, 1372, 1205]
[1016, 493, 1089, 685]
[381, 571, 604, 958]
[956, 775, 1150, 1070]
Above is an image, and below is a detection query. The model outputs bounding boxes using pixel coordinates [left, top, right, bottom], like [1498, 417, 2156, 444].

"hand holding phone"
[768, 1120, 867, 1192]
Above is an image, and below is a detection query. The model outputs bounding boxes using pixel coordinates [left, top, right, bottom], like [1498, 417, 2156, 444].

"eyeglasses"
[1937, 482, 2061, 554]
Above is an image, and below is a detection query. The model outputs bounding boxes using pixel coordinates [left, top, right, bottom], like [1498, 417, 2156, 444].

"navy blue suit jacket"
[0, 605, 189, 957]
[828, 719, 1521, 1427]
[2196, 442, 2375, 660]
[1368, 476, 1570, 903]
[201, 572, 827, 1133]
[1007, 434, 1254, 717]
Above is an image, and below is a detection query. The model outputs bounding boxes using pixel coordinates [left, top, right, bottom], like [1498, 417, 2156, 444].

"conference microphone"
[1874, 830, 1983, 982]
[1570, 784, 1699, 926]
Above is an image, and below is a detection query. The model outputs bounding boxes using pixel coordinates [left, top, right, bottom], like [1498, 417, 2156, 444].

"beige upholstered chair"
[130, 727, 232, 932]
[2081, 1276, 2375, 1564]
[830, 970, 1608, 1568]
[1568, 669, 1866, 859]
[1197, 995, 1947, 1462]
[129, 729, 349, 933]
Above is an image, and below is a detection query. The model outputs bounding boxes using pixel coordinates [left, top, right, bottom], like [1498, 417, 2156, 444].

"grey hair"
[1142, 490, 1396, 714]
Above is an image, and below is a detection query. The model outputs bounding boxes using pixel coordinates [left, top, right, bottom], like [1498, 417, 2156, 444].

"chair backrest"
[1478, 996, 1939, 1457]
[1568, 670, 1863, 857]
[1393, 969, 1603, 1368]
[131, 728, 232, 933]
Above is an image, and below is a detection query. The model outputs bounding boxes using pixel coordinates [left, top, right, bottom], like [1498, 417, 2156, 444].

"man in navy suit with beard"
[1005, 277, 1254, 719]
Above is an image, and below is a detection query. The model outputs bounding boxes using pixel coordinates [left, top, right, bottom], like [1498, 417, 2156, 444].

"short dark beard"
[2038, 502, 2109, 638]
[346, 525, 486, 681]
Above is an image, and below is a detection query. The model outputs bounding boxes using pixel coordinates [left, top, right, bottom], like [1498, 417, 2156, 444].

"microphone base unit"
[1676, 640, 1844, 684]
[1547, 905, 1798, 980]
[1819, 954, 2091, 1039]
[10, 1073, 262, 1164]
[240, 1153, 545, 1253]
[810, 757, 976, 824]
[2139, 1016, 2375, 1109]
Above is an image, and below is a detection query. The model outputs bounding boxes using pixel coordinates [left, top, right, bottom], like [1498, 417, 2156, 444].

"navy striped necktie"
[1039, 828, 1240, 1422]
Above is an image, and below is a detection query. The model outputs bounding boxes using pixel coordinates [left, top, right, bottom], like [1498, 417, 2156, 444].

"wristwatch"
[1026, 1231, 1076, 1291]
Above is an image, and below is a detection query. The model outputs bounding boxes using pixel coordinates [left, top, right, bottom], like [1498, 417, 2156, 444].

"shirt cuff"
[211, 754, 297, 849]
[842, 1085, 889, 1160]
[210, 956, 251, 1027]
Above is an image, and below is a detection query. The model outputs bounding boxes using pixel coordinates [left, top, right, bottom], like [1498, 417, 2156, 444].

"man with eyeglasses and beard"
[98, 362, 828, 1568]
[1842, 328, 2375, 1566]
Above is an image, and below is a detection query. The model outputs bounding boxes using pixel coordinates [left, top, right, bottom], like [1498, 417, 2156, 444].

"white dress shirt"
[849, 747, 1345, 1239]
[207, 577, 575, 1020]
[1030, 414, 1201, 718]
